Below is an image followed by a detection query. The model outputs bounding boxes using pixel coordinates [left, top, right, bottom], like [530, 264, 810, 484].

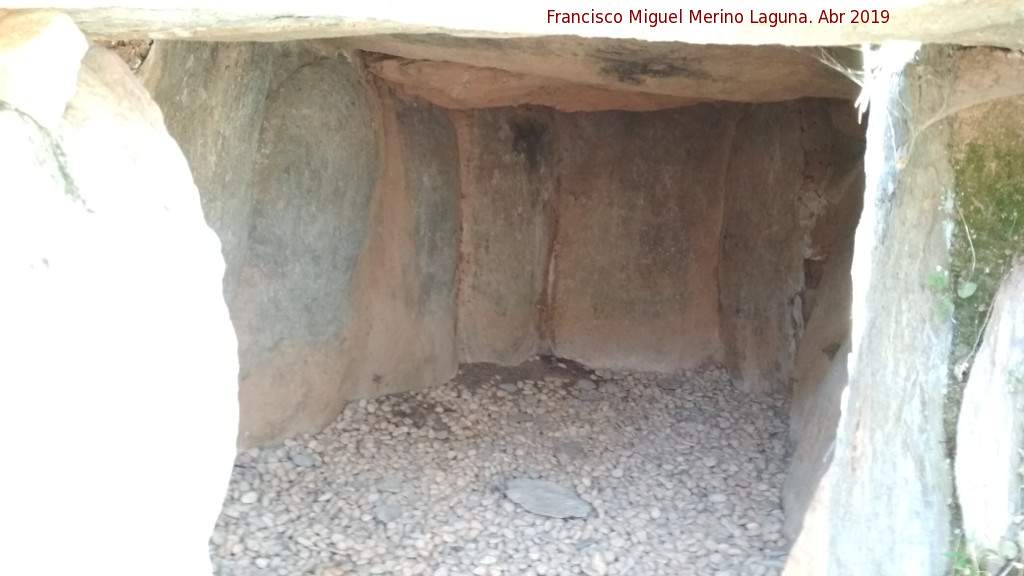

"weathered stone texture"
[329, 88, 460, 404]
[783, 339, 849, 541]
[452, 100, 860, 378]
[1, 43, 238, 576]
[956, 260, 1024, 549]
[44, 4, 1024, 49]
[455, 107, 555, 365]
[551, 106, 733, 370]
[789, 160, 863, 441]
[139, 40, 274, 302]
[718, 103, 806, 394]
[229, 53, 379, 446]
[143, 41, 464, 446]
[351, 38, 857, 110]
[827, 44, 955, 576]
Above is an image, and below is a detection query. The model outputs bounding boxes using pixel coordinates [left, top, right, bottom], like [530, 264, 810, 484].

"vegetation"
[944, 99, 1024, 576]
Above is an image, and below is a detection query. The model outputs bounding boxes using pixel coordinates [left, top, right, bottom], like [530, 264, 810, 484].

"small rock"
[498, 382, 519, 394]
[374, 504, 403, 523]
[505, 478, 591, 519]
[578, 390, 602, 402]
[576, 378, 597, 391]
[290, 449, 314, 468]
[376, 477, 405, 493]
[240, 491, 258, 504]
[709, 493, 728, 503]
[553, 442, 585, 466]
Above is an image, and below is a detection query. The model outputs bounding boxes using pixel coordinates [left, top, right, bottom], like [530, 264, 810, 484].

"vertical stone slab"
[955, 260, 1024, 550]
[399, 96, 461, 334]
[139, 40, 274, 303]
[231, 52, 379, 446]
[783, 338, 849, 541]
[455, 107, 555, 364]
[331, 89, 460, 402]
[1, 45, 238, 576]
[551, 106, 733, 370]
[719, 102, 806, 394]
[829, 43, 953, 576]
[789, 168, 862, 441]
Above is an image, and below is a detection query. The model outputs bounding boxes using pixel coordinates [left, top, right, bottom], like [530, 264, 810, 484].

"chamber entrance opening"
[130, 37, 866, 576]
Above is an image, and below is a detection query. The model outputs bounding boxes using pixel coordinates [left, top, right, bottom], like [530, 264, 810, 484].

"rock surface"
[0, 10, 86, 128]
[782, 339, 848, 541]
[826, 44, 955, 576]
[0, 40, 238, 576]
[145, 42, 462, 446]
[454, 106, 555, 365]
[505, 478, 592, 519]
[138, 40, 274, 303]
[457, 100, 862, 375]
[956, 259, 1024, 549]
[229, 50, 379, 446]
[551, 105, 730, 370]
[44, 4, 1024, 48]
[210, 363, 791, 576]
[718, 103, 804, 394]
[788, 169, 861, 441]
[366, 55, 702, 112]
[352, 39, 857, 109]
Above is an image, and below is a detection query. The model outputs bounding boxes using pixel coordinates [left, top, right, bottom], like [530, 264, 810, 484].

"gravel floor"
[212, 358, 791, 576]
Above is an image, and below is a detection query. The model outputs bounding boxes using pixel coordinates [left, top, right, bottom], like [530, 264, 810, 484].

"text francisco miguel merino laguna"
[547, 8, 891, 27]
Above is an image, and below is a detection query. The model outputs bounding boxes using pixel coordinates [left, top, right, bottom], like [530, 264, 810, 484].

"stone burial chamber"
[136, 38, 865, 449]
[6, 5, 1024, 576]
[129, 35, 866, 576]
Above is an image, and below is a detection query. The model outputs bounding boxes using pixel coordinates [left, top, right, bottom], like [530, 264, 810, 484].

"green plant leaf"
[958, 281, 978, 299]
[927, 270, 949, 292]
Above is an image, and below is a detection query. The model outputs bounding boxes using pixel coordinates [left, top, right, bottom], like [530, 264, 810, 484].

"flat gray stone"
[289, 449, 314, 467]
[575, 378, 597, 391]
[505, 478, 591, 519]
[374, 504, 402, 523]
[376, 477, 405, 494]
[498, 382, 519, 394]
[657, 379, 682, 391]
[553, 442, 585, 466]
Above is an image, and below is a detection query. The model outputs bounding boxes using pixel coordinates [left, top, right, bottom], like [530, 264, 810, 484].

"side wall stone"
[453, 106, 556, 364]
[146, 42, 463, 446]
[828, 44, 955, 576]
[550, 106, 734, 370]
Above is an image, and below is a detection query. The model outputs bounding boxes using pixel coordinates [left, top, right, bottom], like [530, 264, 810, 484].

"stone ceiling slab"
[345, 36, 859, 105]
[1, 2, 1021, 47]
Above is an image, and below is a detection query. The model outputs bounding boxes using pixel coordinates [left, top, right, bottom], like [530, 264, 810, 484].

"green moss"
[951, 142, 1024, 372]
[942, 94, 1024, 576]
[943, 123, 1024, 468]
